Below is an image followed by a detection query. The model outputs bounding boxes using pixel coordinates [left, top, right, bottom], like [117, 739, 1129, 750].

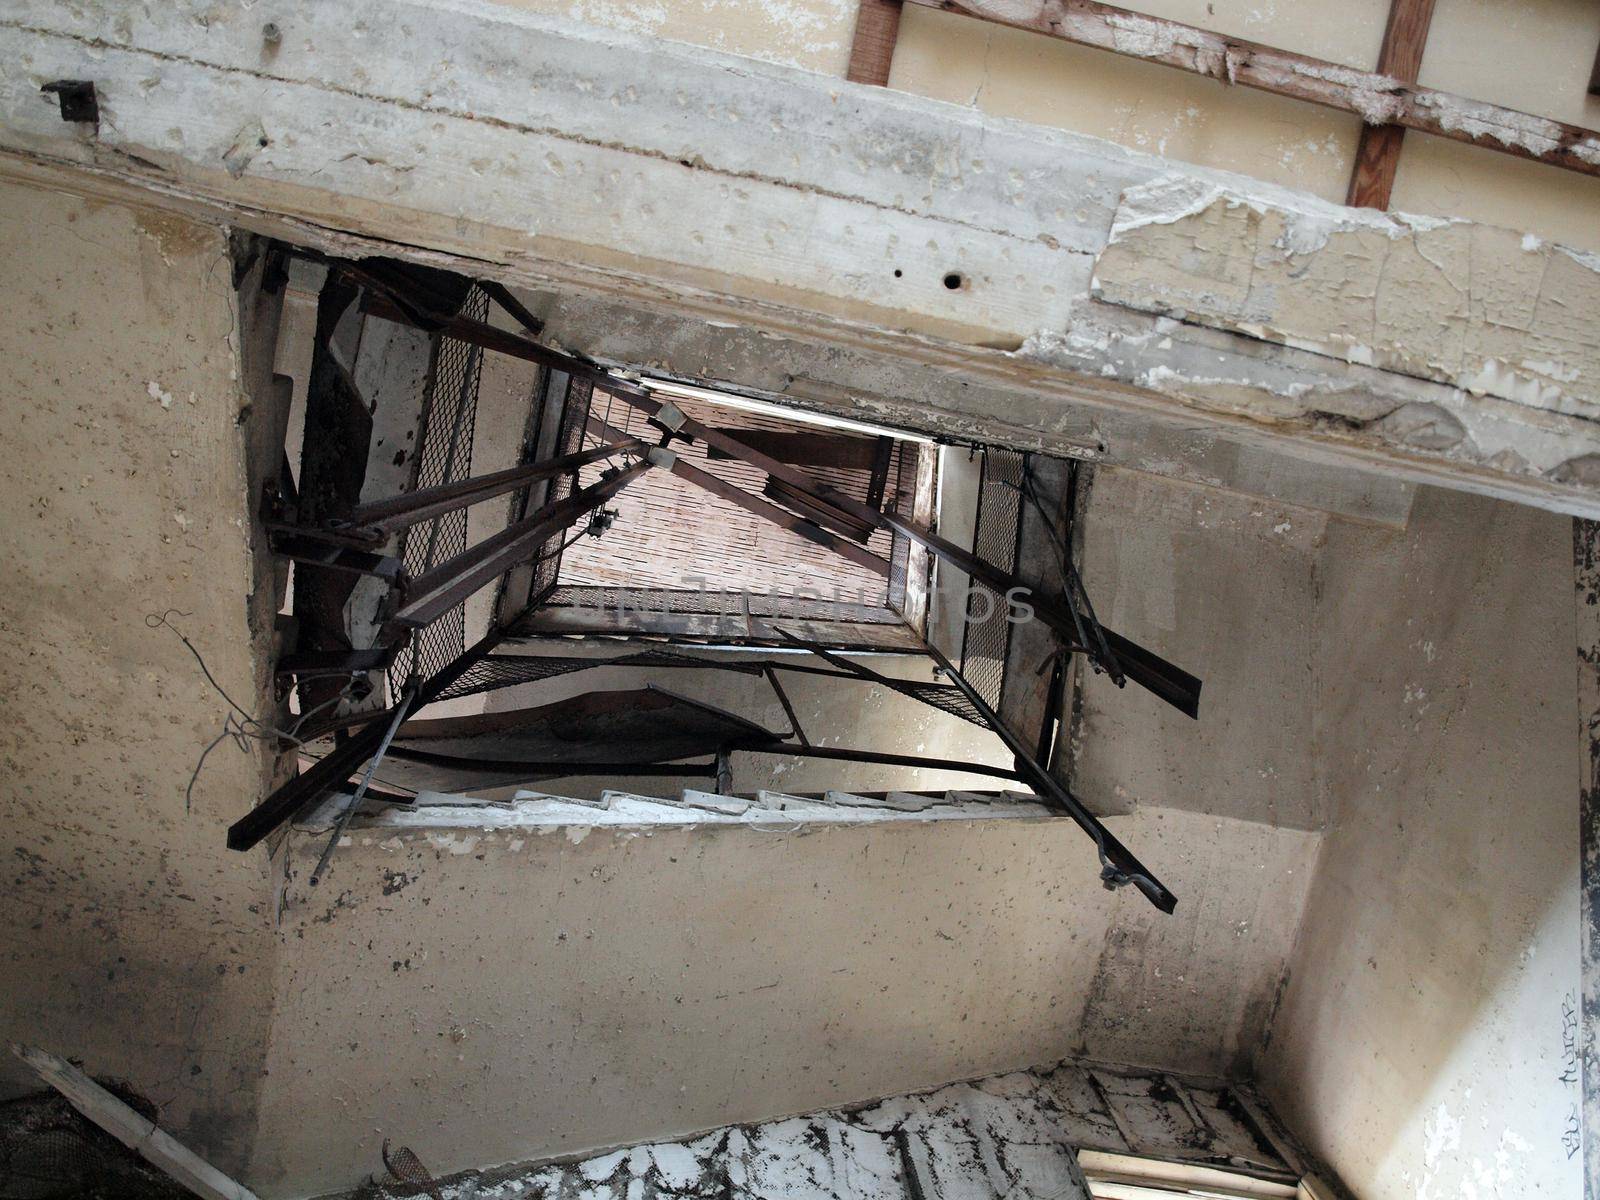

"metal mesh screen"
[0, 1090, 186, 1200]
[960, 448, 1024, 710]
[527, 376, 593, 602]
[387, 286, 490, 693]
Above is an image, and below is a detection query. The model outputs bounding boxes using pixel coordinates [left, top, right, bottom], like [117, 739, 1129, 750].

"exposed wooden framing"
[907, 0, 1600, 179]
[847, 0, 904, 86]
[1346, 0, 1438, 209]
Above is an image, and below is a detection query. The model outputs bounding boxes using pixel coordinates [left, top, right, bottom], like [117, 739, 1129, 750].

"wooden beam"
[12, 1045, 262, 1200]
[847, 0, 904, 86]
[1346, 0, 1438, 209]
[908, 0, 1600, 179]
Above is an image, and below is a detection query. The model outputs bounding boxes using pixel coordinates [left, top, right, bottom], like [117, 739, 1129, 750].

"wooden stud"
[1346, 0, 1438, 210]
[847, 0, 904, 86]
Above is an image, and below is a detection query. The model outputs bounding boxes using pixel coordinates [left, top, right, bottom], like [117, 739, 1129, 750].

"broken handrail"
[229, 625, 509, 851]
[922, 636, 1177, 912]
[771, 626, 1176, 912]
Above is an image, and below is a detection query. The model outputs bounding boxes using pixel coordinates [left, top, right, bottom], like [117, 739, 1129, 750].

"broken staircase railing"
[770, 627, 1177, 912]
[244, 256, 1198, 910]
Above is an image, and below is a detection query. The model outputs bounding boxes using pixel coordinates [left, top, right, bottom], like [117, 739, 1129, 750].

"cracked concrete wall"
[1093, 178, 1600, 458]
[0, 177, 280, 1174]
[4, 2, 1600, 518]
[253, 801, 1315, 1197]
[486, 0, 1600, 254]
[1260, 486, 1584, 1198]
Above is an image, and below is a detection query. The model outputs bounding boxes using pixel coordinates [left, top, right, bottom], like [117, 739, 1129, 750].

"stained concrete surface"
[1261, 487, 1584, 1197]
[7, 4, 1600, 515]
[1072, 466, 1326, 830]
[254, 799, 1315, 1195]
[0, 178, 279, 1170]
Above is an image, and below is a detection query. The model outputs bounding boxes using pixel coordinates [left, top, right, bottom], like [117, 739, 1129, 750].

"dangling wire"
[146, 610, 355, 813]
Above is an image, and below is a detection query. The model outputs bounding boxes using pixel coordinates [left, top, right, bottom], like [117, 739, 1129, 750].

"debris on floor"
[370, 1059, 1299, 1200]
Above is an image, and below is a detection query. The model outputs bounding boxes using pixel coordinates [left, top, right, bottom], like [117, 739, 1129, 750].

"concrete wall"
[1073, 467, 1330, 830]
[253, 800, 1315, 1196]
[0, 176, 279, 1171]
[1261, 487, 1584, 1198]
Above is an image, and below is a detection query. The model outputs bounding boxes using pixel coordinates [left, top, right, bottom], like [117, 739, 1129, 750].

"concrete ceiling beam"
[3, 1, 1599, 515]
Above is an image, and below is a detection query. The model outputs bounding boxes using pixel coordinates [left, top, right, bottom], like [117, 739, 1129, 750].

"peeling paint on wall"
[1093, 179, 1600, 426]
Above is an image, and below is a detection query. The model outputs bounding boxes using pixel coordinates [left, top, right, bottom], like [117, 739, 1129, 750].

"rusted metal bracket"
[389, 462, 653, 631]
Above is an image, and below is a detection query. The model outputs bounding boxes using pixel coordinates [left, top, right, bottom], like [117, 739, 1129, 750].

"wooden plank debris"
[10, 1044, 262, 1200]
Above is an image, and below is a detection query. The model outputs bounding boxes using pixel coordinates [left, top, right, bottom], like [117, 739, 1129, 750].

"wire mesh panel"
[526, 375, 594, 605]
[887, 439, 913, 610]
[960, 448, 1025, 710]
[388, 286, 489, 694]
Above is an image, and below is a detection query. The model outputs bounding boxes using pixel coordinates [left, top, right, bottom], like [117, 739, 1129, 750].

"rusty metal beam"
[343, 440, 643, 534]
[392, 462, 653, 630]
[909, 0, 1600, 179]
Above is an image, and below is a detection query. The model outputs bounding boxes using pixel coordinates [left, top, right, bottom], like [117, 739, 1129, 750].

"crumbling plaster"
[4, 2, 1600, 517]
[0, 178, 281, 1172]
[1095, 177, 1600, 436]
